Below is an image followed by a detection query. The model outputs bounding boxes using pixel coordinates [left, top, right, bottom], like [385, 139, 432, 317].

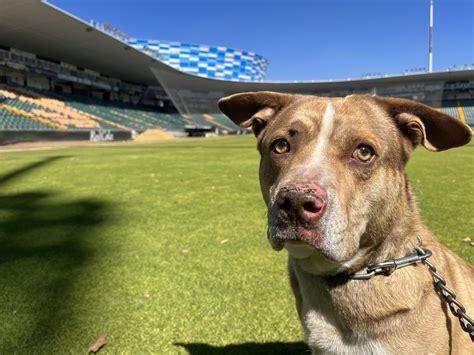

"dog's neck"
[300, 184, 432, 334]
[344, 178, 424, 276]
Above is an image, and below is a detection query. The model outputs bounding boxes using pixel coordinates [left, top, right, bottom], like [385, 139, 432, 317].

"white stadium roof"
[0, 0, 177, 85]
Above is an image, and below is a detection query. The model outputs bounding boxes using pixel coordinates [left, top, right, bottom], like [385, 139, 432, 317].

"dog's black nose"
[276, 183, 327, 224]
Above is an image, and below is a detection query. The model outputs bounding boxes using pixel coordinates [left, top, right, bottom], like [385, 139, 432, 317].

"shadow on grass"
[175, 341, 309, 354]
[0, 156, 112, 352]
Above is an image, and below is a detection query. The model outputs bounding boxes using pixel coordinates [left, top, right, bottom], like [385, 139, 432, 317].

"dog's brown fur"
[219, 92, 473, 354]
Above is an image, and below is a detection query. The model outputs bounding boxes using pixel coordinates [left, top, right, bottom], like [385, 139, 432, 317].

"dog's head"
[219, 92, 472, 275]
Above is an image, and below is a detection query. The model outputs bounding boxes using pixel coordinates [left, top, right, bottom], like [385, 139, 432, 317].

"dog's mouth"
[269, 229, 354, 275]
[268, 216, 324, 251]
[277, 238, 344, 275]
[283, 240, 316, 259]
[268, 224, 337, 264]
[267, 214, 344, 265]
[268, 217, 370, 276]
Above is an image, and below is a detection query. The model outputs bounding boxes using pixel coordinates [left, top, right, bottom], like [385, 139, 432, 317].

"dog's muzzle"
[268, 182, 328, 250]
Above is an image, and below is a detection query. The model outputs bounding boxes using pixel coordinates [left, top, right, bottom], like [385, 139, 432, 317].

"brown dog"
[219, 92, 473, 354]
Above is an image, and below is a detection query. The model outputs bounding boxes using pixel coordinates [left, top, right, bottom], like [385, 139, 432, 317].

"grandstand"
[0, 85, 241, 134]
[0, 0, 473, 145]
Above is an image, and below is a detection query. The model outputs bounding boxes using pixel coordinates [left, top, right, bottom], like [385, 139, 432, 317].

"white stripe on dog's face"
[278, 102, 336, 184]
[310, 102, 335, 167]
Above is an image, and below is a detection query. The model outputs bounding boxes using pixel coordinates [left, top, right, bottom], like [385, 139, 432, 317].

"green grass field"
[0, 136, 472, 354]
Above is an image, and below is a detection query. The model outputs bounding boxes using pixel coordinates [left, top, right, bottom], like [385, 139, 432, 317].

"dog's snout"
[276, 183, 327, 224]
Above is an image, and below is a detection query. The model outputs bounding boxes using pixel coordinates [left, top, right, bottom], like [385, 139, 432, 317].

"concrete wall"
[0, 129, 137, 145]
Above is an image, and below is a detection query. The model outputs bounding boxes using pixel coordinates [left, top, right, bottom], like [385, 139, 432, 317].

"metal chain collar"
[349, 247, 433, 280]
[415, 246, 474, 341]
[349, 241, 474, 341]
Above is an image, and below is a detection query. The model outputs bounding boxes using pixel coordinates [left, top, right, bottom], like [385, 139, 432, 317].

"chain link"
[415, 246, 474, 341]
[349, 248, 432, 280]
[348, 243, 473, 341]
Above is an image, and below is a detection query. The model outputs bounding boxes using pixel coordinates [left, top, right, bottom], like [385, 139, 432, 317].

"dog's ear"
[371, 96, 472, 151]
[218, 91, 294, 136]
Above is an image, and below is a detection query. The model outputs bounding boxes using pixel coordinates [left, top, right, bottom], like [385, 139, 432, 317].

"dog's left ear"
[218, 91, 294, 136]
[371, 96, 472, 151]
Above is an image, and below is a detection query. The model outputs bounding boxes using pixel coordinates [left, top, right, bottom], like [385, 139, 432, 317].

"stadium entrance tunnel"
[0, 156, 114, 353]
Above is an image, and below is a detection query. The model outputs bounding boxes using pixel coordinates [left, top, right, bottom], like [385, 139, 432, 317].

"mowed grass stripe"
[0, 136, 471, 353]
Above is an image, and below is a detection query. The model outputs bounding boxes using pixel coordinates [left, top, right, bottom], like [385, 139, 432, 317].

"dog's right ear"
[218, 91, 294, 136]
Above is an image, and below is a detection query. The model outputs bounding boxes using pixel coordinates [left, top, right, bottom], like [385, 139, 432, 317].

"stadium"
[0, 0, 473, 144]
[0, 0, 472, 353]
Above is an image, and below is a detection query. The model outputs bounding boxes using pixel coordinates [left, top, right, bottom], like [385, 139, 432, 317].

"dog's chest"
[302, 307, 388, 355]
[296, 269, 389, 354]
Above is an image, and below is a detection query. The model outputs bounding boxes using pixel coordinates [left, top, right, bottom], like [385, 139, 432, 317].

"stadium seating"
[459, 100, 474, 126]
[440, 100, 474, 126]
[6, 85, 469, 134]
[42, 91, 245, 132]
[0, 87, 99, 129]
[440, 101, 460, 120]
[1, 86, 246, 133]
[0, 103, 53, 130]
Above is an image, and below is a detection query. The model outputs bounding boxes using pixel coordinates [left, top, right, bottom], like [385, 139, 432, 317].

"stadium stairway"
[440, 101, 461, 120]
[440, 100, 474, 126]
[460, 99, 474, 126]
[206, 114, 246, 133]
[185, 113, 247, 134]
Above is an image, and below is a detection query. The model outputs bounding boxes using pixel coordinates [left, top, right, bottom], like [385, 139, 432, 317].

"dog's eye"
[353, 144, 375, 162]
[272, 139, 290, 154]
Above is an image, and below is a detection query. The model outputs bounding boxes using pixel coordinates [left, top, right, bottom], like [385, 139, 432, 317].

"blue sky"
[50, 0, 473, 82]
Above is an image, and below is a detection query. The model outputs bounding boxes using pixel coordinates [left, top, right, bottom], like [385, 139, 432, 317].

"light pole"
[429, 0, 434, 73]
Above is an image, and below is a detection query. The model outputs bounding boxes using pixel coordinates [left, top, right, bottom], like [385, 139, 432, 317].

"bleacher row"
[1, 86, 473, 132]
[0, 86, 244, 133]
[438, 100, 474, 126]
